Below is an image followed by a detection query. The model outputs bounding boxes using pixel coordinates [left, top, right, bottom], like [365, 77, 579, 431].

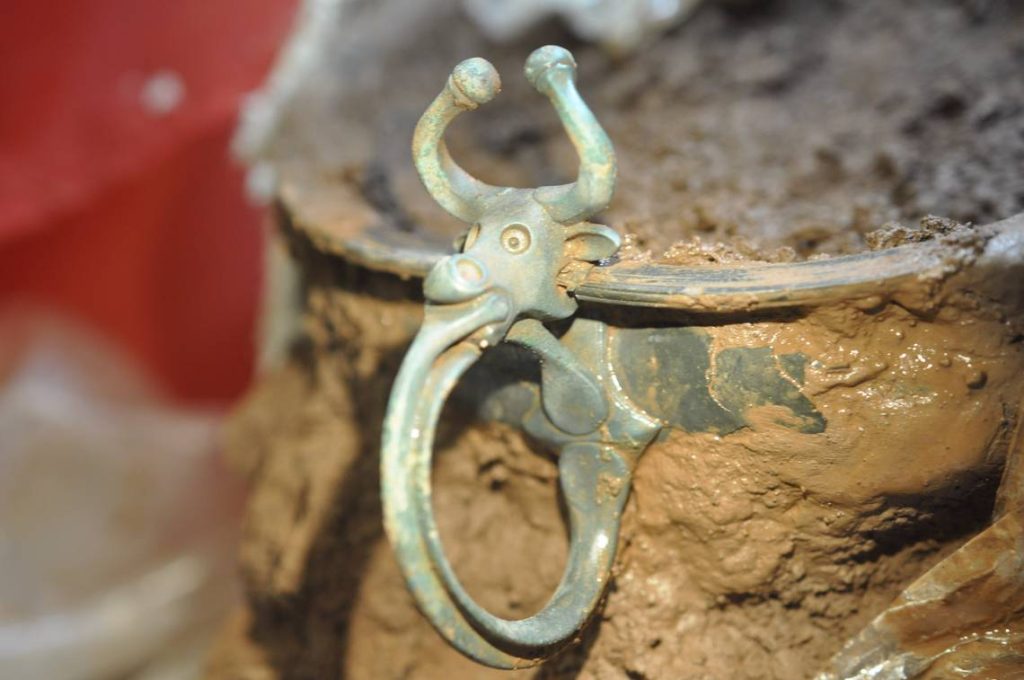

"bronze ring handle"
[381, 297, 635, 668]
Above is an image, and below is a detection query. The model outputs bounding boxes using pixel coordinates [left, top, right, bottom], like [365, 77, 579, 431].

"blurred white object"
[234, 0, 348, 199]
[234, 0, 702, 194]
[0, 310, 241, 680]
[463, 0, 703, 51]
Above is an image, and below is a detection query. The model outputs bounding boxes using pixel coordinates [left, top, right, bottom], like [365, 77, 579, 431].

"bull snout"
[423, 253, 490, 303]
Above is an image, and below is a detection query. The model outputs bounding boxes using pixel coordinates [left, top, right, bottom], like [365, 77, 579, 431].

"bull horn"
[526, 46, 617, 225]
[412, 57, 502, 223]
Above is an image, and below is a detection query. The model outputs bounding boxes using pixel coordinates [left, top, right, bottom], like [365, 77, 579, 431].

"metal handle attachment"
[381, 46, 660, 667]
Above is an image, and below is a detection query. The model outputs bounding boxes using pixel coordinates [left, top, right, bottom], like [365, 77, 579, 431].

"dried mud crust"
[209, 225, 1024, 680]
[210, 1, 1024, 679]
[265, 0, 1024, 262]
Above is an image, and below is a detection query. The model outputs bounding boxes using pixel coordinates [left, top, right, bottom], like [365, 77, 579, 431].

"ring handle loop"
[416, 397, 631, 650]
[385, 43, 635, 669]
[381, 309, 633, 668]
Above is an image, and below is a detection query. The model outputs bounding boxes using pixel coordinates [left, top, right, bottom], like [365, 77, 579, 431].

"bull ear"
[564, 222, 621, 262]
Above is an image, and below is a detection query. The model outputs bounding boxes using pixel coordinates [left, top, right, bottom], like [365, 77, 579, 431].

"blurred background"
[0, 0, 302, 403]
[1, 1, 298, 678]
[5, 1, 1023, 678]
[0, 1, 700, 676]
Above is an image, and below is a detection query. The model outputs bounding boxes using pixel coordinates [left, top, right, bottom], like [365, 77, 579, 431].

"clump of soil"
[208, 1, 1024, 679]
[260, 0, 1024, 262]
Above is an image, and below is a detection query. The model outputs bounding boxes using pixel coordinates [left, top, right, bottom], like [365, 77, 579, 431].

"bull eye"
[500, 224, 532, 254]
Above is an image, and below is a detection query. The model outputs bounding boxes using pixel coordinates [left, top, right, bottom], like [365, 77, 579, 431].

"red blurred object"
[0, 0, 298, 404]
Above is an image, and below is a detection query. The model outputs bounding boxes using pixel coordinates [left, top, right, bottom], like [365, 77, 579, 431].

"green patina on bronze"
[379, 46, 658, 669]
[380, 45, 841, 670]
[612, 328, 825, 435]
[779, 352, 808, 386]
[714, 347, 824, 434]
[367, 41, 1024, 675]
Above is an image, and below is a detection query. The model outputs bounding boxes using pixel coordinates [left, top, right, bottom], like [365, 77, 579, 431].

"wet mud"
[209, 1, 1024, 678]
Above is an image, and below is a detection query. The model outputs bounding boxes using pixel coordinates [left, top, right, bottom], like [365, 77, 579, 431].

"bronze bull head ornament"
[380, 46, 660, 668]
[379, 46, 1024, 673]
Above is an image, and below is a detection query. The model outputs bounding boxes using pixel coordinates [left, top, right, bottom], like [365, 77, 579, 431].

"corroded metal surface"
[612, 327, 825, 435]
[379, 46, 1024, 674]
[380, 46, 657, 668]
[279, 168, 1023, 314]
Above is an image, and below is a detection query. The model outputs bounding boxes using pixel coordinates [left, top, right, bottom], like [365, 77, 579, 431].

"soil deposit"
[208, 1, 1024, 678]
